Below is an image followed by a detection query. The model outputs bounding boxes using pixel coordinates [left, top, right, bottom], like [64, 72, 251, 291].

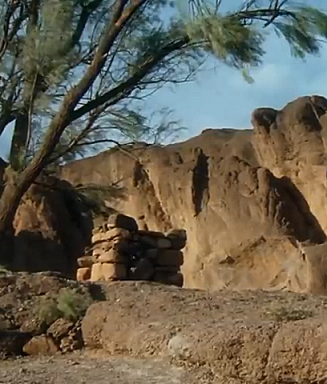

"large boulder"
[82, 281, 327, 384]
[8, 176, 92, 276]
[0, 272, 95, 358]
[61, 96, 327, 293]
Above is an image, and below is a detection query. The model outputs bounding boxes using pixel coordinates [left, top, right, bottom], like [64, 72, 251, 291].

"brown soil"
[0, 350, 192, 384]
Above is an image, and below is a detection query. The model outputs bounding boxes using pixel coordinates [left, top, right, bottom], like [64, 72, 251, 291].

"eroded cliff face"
[61, 95, 327, 293]
[6, 177, 92, 277]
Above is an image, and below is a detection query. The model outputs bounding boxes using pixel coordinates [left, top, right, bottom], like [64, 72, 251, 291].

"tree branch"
[14, 0, 147, 184]
[70, 36, 190, 123]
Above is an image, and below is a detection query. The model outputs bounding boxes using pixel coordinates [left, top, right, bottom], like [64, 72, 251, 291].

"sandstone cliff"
[60, 95, 327, 293]
[1, 176, 92, 277]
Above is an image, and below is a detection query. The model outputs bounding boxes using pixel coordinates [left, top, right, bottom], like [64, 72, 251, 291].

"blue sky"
[147, 35, 327, 139]
[145, 0, 327, 140]
[1, 0, 327, 159]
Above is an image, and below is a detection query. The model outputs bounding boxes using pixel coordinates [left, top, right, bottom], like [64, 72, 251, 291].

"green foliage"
[1, 0, 327, 170]
[37, 296, 62, 325]
[186, 14, 265, 69]
[185, 1, 327, 80]
[36, 288, 94, 325]
[273, 6, 327, 58]
[22, 0, 75, 95]
[57, 287, 94, 322]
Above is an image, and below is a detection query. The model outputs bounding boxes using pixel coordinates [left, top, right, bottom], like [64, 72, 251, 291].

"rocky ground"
[83, 281, 327, 384]
[3, 273, 327, 383]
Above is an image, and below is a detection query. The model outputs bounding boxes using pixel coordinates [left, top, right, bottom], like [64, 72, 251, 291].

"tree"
[0, 0, 327, 241]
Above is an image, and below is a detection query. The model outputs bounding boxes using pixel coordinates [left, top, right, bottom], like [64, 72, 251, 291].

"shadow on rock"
[280, 176, 327, 244]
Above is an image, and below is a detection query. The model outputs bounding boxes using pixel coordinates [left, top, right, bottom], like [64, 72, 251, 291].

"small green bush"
[57, 288, 93, 321]
[37, 297, 62, 325]
[36, 287, 94, 325]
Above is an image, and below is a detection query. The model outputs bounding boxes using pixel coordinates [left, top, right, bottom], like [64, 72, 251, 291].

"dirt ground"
[0, 350, 194, 384]
[4, 276, 327, 383]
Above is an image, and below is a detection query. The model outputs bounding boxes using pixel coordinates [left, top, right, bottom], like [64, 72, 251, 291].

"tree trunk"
[0, 176, 24, 265]
[10, 110, 29, 170]
[0, 164, 41, 236]
[0, 178, 26, 233]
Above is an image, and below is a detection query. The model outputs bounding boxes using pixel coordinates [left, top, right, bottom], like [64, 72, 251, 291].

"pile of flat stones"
[76, 213, 186, 287]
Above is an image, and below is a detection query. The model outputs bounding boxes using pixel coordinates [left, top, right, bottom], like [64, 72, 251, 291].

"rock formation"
[76, 213, 185, 287]
[82, 280, 327, 384]
[61, 95, 327, 293]
[0, 272, 90, 358]
[1, 175, 92, 277]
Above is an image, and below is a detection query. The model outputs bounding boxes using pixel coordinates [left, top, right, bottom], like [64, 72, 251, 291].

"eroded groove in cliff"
[192, 149, 210, 217]
[132, 160, 172, 230]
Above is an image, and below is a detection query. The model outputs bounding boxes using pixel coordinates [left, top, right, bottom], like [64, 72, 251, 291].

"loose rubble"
[0, 272, 91, 359]
[76, 213, 186, 287]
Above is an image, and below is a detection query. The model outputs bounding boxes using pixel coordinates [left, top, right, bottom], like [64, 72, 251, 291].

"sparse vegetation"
[37, 296, 62, 325]
[36, 287, 94, 325]
[269, 306, 314, 322]
[57, 287, 94, 322]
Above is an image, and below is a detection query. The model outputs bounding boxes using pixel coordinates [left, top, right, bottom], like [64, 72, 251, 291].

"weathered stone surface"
[60, 334, 83, 353]
[91, 263, 127, 281]
[20, 317, 46, 335]
[111, 238, 133, 254]
[23, 335, 59, 356]
[47, 318, 74, 340]
[58, 321, 83, 353]
[107, 214, 138, 232]
[144, 249, 158, 259]
[61, 95, 327, 293]
[77, 256, 95, 268]
[157, 238, 172, 249]
[8, 177, 92, 276]
[168, 238, 186, 250]
[92, 227, 103, 235]
[92, 242, 111, 255]
[81, 281, 327, 383]
[166, 229, 187, 250]
[91, 233, 106, 244]
[129, 258, 154, 280]
[76, 267, 91, 281]
[97, 249, 127, 264]
[139, 235, 157, 248]
[166, 229, 187, 239]
[137, 215, 149, 230]
[156, 250, 183, 267]
[105, 227, 131, 239]
[138, 230, 165, 238]
[92, 228, 131, 244]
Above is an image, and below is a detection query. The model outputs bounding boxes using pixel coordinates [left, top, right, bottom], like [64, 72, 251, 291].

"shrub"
[36, 287, 94, 325]
[37, 296, 62, 325]
[57, 288, 93, 322]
